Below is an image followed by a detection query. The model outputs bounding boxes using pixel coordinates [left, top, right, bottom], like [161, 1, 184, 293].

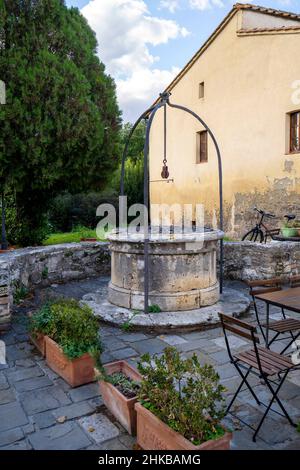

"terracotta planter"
[98, 361, 142, 435]
[45, 336, 95, 387]
[0, 296, 9, 305]
[30, 333, 46, 356]
[135, 403, 232, 450]
[281, 227, 298, 238]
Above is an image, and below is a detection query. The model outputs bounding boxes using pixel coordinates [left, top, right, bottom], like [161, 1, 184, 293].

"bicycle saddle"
[284, 214, 296, 221]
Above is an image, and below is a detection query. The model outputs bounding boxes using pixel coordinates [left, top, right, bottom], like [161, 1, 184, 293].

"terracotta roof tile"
[234, 3, 300, 21]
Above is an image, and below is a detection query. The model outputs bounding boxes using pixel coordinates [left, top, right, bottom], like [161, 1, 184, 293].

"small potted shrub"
[135, 347, 231, 450]
[291, 219, 300, 236]
[40, 299, 101, 387]
[281, 221, 298, 238]
[96, 361, 142, 435]
[28, 302, 54, 356]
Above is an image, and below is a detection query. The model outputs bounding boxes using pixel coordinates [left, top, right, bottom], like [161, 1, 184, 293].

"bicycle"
[242, 208, 295, 243]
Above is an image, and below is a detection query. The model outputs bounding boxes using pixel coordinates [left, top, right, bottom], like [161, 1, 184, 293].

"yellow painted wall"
[149, 11, 300, 237]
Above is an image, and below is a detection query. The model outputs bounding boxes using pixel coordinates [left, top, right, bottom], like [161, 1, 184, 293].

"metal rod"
[143, 102, 165, 314]
[120, 105, 156, 196]
[167, 100, 224, 294]
[164, 104, 167, 164]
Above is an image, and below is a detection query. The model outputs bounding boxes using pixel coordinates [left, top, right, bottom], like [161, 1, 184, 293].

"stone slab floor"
[0, 277, 299, 450]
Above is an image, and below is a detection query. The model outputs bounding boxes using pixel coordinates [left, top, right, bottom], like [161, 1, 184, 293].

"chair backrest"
[219, 314, 260, 358]
[246, 277, 282, 296]
[290, 275, 300, 288]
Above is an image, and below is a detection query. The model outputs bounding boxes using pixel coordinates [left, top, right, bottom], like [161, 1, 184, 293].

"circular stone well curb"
[81, 286, 251, 333]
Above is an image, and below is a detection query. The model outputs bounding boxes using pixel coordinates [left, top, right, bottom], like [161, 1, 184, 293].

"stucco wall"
[149, 10, 300, 237]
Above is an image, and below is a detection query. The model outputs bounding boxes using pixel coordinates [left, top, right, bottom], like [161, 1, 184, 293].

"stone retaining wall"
[223, 240, 300, 280]
[0, 242, 110, 326]
[1, 239, 300, 326]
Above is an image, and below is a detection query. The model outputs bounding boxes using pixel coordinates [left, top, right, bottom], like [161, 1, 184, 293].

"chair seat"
[263, 318, 300, 333]
[236, 346, 293, 376]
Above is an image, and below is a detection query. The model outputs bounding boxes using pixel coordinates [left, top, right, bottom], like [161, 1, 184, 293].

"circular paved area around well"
[82, 281, 251, 333]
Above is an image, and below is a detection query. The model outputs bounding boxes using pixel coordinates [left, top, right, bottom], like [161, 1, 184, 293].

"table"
[254, 287, 300, 348]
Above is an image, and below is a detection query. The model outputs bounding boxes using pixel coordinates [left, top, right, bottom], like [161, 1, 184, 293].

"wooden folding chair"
[247, 278, 300, 354]
[290, 275, 300, 288]
[219, 313, 298, 442]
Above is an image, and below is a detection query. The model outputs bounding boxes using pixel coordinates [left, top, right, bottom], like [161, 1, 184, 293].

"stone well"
[108, 228, 224, 312]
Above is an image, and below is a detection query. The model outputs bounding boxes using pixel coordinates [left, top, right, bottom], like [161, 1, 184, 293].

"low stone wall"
[0, 242, 110, 326]
[223, 240, 300, 280]
[1, 238, 300, 326]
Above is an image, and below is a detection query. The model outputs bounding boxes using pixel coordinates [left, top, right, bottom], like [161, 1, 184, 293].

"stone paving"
[0, 277, 299, 450]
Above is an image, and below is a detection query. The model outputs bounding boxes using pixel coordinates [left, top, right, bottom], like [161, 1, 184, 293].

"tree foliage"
[0, 0, 121, 245]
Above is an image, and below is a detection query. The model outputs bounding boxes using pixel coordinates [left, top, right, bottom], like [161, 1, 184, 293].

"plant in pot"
[96, 361, 142, 435]
[31, 298, 102, 387]
[291, 219, 300, 236]
[135, 347, 231, 450]
[28, 301, 54, 356]
[281, 220, 298, 238]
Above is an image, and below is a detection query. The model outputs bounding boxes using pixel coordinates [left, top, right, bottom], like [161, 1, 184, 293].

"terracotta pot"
[29, 333, 46, 356]
[281, 227, 298, 238]
[0, 247, 14, 254]
[135, 403, 232, 450]
[98, 361, 142, 435]
[45, 336, 95, 387]
[0, 296, 9, 305]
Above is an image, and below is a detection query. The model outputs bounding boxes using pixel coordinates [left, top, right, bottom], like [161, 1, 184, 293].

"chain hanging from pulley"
[161, 104, 169, 179]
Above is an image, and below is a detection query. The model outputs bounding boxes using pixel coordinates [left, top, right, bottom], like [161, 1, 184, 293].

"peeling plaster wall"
[149, 10, 300, 238]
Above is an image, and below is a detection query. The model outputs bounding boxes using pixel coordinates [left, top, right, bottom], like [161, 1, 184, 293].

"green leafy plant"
[291, 219, 300, 228]
[297, 422, 300, 434]
[29, 301, 56, 338]
[42, 266, 49, 279]
[148, 304, 162, 313]
[14, 283, 29, 305]
[121, 310, 140, 332]
[108, 372, 140, 399]
[137, 347, 226, 446]
[29, 299, 102, 363]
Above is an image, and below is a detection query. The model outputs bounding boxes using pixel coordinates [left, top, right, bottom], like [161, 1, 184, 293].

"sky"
[66, 1, 300, 122]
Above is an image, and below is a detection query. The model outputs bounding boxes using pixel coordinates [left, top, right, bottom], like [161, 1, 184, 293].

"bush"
[111, 157, 144, 207]
[29, 299, 102, 362]
[137, 347, 226, 445]
[49, 192, 119, 233]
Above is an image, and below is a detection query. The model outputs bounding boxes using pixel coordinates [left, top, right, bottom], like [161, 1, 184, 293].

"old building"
[149, 3, 300, 238]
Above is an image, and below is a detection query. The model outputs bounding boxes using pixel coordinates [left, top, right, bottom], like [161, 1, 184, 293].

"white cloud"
[117, 66, 180, 121]
[189, 0, 224, 10]
[159, 1, 180, 13]
[81, 0, 189, 122]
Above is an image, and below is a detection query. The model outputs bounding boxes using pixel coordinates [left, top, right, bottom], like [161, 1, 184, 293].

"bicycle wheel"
[242, 229, 256, 241]
[254, 230, 264, 243]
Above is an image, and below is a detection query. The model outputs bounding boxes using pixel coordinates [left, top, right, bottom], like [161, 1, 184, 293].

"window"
[196, 130, 208, 163]
[290, 111, 300, 153]
[199, 82, 205, 99]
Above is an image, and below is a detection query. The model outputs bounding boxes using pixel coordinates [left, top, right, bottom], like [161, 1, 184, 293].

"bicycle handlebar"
[253, 207, 276, 218]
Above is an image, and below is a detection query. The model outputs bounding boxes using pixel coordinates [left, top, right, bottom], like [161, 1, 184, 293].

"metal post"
[143, 103, 164, 314]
